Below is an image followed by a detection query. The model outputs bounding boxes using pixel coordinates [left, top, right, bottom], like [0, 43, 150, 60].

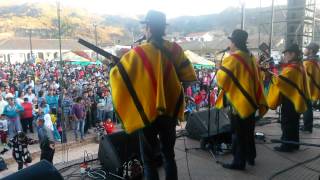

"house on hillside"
[185, 32, 214, 42]
[0, 38, 96, 63]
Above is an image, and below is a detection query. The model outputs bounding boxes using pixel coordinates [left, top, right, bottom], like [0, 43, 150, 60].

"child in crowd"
[0, 132, 37, 170]
[49, 108, 61, 142]
[103, 118, 114, 134]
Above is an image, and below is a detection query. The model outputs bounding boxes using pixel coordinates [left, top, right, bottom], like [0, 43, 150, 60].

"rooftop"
[0, 38, 91, 51]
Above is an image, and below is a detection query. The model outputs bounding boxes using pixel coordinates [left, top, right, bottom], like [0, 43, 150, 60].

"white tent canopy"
[184, 50, 215, 67]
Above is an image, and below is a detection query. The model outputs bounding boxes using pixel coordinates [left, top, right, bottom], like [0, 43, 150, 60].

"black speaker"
[98, 130, 140, 174]
[186, 108, 231, 140]
[3, 160, 63, 180]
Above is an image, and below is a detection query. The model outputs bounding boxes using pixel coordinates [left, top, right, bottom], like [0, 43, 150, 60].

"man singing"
[216, 29, 268, 170]
[110, 10, 197, 180]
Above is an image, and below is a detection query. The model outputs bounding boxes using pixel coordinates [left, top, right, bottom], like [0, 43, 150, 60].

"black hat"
[282, 44, 301, 55]
[140, 10, 168, 27]
[228, 29, 248, 46]
[306, 42, 319, 53]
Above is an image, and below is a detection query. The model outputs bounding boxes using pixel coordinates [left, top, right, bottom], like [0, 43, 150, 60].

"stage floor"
[1, 110, 320, 180]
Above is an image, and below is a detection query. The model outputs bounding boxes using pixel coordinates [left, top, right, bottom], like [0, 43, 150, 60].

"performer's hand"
[49, 144, 55, 149]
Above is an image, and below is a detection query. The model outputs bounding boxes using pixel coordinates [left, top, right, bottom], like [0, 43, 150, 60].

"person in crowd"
[0, 132, 37, 170]
[0, 114, 8, 144]
[110, 10, 197, 180]
[301, 42, 320, 133]
[104, 90, 114, 122]
[194, 90, 202, 111]
[82, 90, 92, 133]
[268, 44, 308, 152]
[3, 93, 24, 139]
[40, 99, 50, 115]
[61, 88, 73, 130]
[72, 97, 86, 142]
[0, 94, 8, 115]
[16, 90, 25, 105]
[45, 88, 59, 112]
[37, 108, 55, 164]
[88, 89, 97, 128]
[37, 90, 45, 106]
[216, 29, 268, 170]
[20, 97, 34, 133]
[24, 87, 35, 103]
[96, 93, 106, 123]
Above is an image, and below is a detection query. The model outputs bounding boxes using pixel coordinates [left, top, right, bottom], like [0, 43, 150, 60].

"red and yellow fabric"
[267, 63, 308, 113]
[110, 40, 197, 133]
[215, 50, 268, 119]
[303, 59, 320, 101]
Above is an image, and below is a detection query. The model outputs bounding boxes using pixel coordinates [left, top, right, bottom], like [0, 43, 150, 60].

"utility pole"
[240, 1, 245, 30]
[269, 0, 275, 55]
[57, 1, 62, 64]
[258, 0, 261, 45]
[312, 0, 317, 41]
[94, 24, 98, 60]
[28, 29, 33, 61]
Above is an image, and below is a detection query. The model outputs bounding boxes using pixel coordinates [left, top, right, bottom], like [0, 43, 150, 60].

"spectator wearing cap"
[20, 97, 34, 133]
[217, 29, 268, 170]
[268, 44, 308, 152]
[301, 42, 320, 133]
[3, 93, 24, 138]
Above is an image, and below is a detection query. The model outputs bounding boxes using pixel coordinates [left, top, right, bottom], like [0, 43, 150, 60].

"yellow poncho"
[303, 59, 320, 101]
[267, 63, 308, 113]
[110, 41, 196, 133]
[216, 50, 268, 119]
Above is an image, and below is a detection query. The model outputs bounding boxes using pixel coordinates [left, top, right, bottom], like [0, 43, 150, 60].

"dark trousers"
[230, 114, 256, 168]
[40, 148, 55, 163]
[84, 110, 91, 133]
[303, 100, 313, 132]
[21, 117, 34, 133]
[18, 161, 24, 170]
[91, 108, 97, 127]
[280, 97, 300, 150]
[140, 116, 177, 180]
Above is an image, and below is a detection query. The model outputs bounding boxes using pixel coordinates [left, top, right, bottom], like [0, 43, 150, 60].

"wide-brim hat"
[306, 42, 320, 53]
[228, 29, 248, 46]
[140, 10, 168, 27]
[282, 43, 301, 55]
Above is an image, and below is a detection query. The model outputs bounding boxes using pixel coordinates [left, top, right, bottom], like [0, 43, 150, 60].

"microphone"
[134, 35, 146, 44]
[217, 47, 230, 54]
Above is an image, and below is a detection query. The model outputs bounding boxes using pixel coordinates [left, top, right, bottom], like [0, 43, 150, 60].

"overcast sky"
[1, 0, 289, 18]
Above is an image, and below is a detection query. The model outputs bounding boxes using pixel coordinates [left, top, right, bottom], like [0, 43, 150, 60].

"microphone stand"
[185, 51, 226, 164]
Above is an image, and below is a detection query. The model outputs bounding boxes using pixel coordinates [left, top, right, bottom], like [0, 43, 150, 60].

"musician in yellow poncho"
[302, 42, 320, 133]
[216, 29, 268, 170]
[110, 10, 196, 180]
[267, 44, 308, 152]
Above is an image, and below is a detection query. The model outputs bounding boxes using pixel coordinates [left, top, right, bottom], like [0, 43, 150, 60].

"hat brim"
[140, 20, 169, 26]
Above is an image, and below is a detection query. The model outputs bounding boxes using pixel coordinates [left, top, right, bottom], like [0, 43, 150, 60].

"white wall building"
[0, 38, 96, 64]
